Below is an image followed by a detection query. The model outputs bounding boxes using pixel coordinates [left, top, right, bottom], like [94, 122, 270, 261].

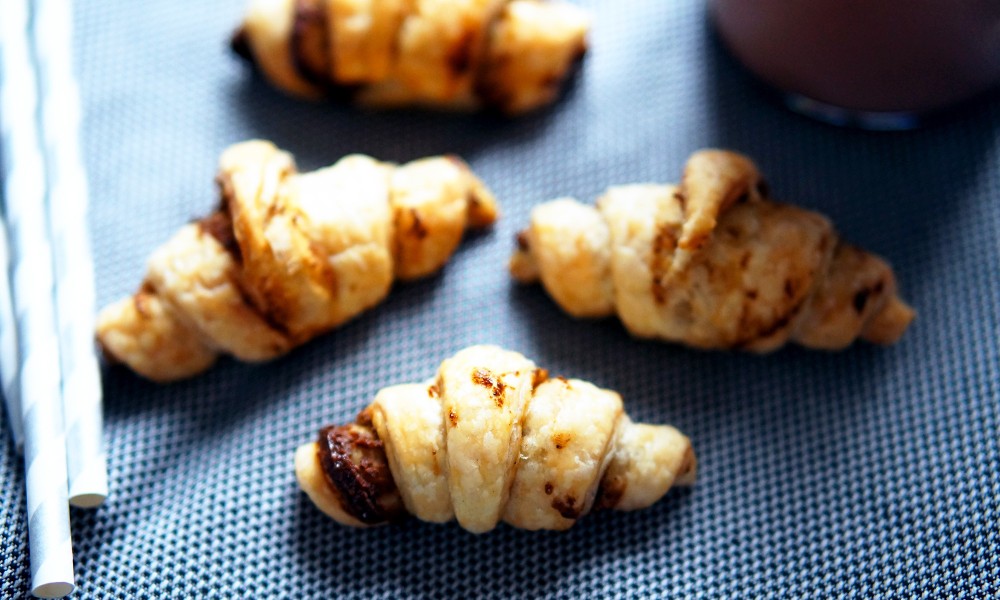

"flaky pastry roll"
[232, 0, 590, 115]
[97, 140, 497, 381]
[296, 345, 696, 532]
[511, 150, 915, 351]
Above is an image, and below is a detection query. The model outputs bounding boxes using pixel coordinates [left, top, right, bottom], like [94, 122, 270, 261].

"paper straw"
[0, 217, 25, 450]
[0, 0, 76, 596]
[32, 0, 108, 508]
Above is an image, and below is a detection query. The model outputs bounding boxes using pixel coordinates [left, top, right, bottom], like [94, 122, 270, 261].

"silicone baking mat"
[2, 0, 998, 597]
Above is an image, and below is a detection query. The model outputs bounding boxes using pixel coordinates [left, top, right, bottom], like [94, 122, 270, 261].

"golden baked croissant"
[296, 345, 696, 532]
[96, 140, 497, 382]
[231, 0, 590, 115]
[510, 150, 915, 351]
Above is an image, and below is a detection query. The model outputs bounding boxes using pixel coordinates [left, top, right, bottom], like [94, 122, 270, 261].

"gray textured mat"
[2, 0, 999, 597]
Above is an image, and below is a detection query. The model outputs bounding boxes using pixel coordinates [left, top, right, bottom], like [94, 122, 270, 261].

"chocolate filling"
[289, 0, 361, 103]
[291, 0, 332, 86]
[198, 210, 241, 262]
[229, 12, 359, 103]
[230, 27, 253, 63]
[732, 294, 809, 349]
[316, 419, 403, 524]
[473, 22, 588, 115]
[853, 280, 885, 315]
[592, 474, 626, 511]
[446, 29, 478, 77]
[649, 223, 678, 304]
[515, 230, 531, 251]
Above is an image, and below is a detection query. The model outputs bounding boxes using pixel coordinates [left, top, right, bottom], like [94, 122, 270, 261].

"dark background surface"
[2, 0, 999, 597]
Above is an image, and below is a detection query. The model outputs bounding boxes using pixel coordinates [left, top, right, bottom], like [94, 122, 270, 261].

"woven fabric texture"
[2, 0, 999, 597]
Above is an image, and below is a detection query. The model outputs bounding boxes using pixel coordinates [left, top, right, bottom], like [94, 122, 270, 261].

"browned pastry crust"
[96, 140, 498, 382]
[295, 345, 696, 532]
[510, 150, 915, 351]
[232, 0, 590, 115]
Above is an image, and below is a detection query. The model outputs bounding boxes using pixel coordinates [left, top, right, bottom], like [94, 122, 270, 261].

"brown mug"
[710, 0, 1000, 128]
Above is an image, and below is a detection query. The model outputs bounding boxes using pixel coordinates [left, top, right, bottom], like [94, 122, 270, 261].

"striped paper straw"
[0, 0, 76, 596]
[33, 0, 108, 508]
[0, 217, 25, 450]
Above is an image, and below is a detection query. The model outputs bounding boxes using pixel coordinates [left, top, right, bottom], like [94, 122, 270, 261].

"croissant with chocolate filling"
[510, 150, 915, 351]
[296, 345, 696, 532]
[231, 0, 590, 115]
[96, 140, 497, 382]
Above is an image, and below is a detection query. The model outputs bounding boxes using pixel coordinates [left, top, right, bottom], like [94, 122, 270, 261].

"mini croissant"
[96, 140, 497, 382]
[510, 150, 915, 351]
[231, 0, 590, 115]
[296, 345, 696, 532]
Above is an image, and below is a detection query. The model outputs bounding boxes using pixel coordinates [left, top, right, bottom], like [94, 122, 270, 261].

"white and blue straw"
[33, 0, 108, 509]
[0, 0, 76, 596]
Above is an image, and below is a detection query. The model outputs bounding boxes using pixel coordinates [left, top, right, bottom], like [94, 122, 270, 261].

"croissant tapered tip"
[674, 446, 698, 487]
[95, 289, 218, 382]
[509, 231, 540, 283]
[294, 442, 371, 528]
[862, 295, 916, 346]
[466, 187, 499, 229]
